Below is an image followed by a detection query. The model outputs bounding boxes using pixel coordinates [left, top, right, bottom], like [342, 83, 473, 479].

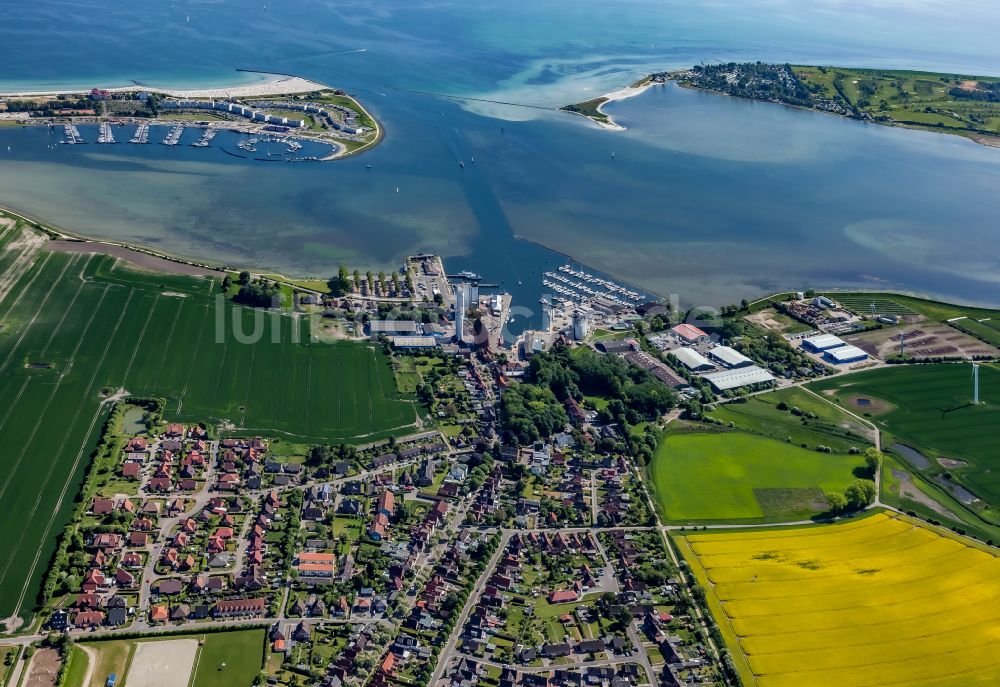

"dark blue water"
[3, 0, 1000, 320]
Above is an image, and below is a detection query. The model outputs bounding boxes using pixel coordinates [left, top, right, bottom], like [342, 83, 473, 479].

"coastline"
[562, 77, 658, 131]
[0, 70, 383, 161]
[593, 78, 659, 131]
[0, 75, 327, 100]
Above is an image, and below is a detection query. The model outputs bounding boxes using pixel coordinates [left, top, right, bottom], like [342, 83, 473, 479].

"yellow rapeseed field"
[678, 512, 1000, 687]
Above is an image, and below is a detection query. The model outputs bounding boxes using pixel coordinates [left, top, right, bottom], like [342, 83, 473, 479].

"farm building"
[802, 333, 846, 352]
[669, 348, 714, 371]
[702, 366, 776, 391]
[824, 345, 869, 364]
[708, 345, 753, 368]
[670, 323, 710, 344]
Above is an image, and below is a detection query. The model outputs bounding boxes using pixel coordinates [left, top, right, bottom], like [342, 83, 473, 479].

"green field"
[192, 630, 265, 687]
[791, 66, 1000, 140]
[821, 291, 1000, 323]
[811, 364, 1000, 520]
[648, 431, 863, 523]
[708, 387, 872, 453]
[0, 238, 415, 622]
[950, 318, 1000, 347]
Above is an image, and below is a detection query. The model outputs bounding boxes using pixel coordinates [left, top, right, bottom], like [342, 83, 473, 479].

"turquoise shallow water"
[2, 0, 1000, 315]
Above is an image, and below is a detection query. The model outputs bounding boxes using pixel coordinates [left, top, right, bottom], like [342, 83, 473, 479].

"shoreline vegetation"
[564, 63, 1000, 146]
[0, 71, 383, 159]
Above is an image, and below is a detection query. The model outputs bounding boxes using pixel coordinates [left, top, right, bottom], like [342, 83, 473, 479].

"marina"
[541, 264, 646, 308]
[191, 128, 218, 147]
[160, 123, 184, 145]
[60, 124, 84, 145]
[96, 122, 115, 144]
[129, 122, 150, 144]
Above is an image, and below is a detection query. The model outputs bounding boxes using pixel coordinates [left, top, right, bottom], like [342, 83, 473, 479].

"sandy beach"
[0, 75, 328, 99]
[593, 79, 659, 130]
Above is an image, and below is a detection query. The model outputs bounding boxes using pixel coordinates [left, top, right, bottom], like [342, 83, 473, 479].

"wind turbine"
[972, 362, 980, 405]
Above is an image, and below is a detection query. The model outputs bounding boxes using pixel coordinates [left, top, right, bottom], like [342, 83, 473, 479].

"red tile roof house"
[115, 568, 136, 587]
[164, 423, 185, 438]
[548, 589, 580, 604]
[150, 604, 169, 623]
[74, 610, 106, 628]
[82, 568, 107, 593]
[121, 461, 141, 478]
[91, 497, 115, 515]
[126, 436, 148, 452]
[213, 597, 266, 618]
[121, 552, 143, 568]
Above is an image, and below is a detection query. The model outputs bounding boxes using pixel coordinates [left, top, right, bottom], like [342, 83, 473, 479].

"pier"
[129, 122, 150, 144]
[161, 123, 184, 145]
[191, 128, 218, 147]
[61, 124, 84, 145]
[97, 122, 115, 144]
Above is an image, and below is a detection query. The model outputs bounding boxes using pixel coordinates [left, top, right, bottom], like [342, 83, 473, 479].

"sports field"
[811, 364, 1000, 512]
[678, 512, 1000, 687]
[648, 431, 862, 522]
[0, 241, 415, 622]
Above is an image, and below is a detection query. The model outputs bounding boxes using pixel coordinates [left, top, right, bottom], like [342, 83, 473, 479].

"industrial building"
[708, 345, 753, 368]
[823, 345, 869, 364]
[669, 348, 714, 371]
[624, 351, 689, 389]
[369, 320, 420, 338]
[596, 339, 637, 354]
[389, 336, 439, 349]
[702, 366, 776, 392]
[670, 323, 710, 344]
[802, 333, 846, 352]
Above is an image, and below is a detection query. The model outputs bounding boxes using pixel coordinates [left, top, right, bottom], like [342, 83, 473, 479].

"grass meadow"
[677, 512, 1000, 687]
[811, 364, 1000, 518]
[647, 431, 862, 523]
[0, 247, 414, 621]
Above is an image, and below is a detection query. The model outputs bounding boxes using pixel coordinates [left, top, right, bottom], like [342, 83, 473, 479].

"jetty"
[61, 124, 84, 145]
[191, 128, 218, 147]
[97, 122, 116, 144]
[161, 123, 184, 145]
[129, 122, 150, 144]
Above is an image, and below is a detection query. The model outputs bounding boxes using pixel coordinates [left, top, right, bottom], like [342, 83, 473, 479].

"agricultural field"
[950, 317, 1000, 348]
[0, 239, 415, 623]
[823, 291, 1000, 324]
[832, 294, 916, 318]
[811, 364, 1000, 519]
[648, 431, 864, 523]
[677, 512, 1000, 687]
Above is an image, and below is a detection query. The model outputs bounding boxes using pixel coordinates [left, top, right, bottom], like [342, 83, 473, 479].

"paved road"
[429, 530, 513, 687]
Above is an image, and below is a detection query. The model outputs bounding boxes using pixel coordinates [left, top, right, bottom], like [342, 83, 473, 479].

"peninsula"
[565, 63, 1000, 146]
[0, 74, 382, 158]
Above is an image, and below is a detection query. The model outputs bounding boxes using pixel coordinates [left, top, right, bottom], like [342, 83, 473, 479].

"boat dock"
[191, 128, 218, 147]
[61, 124, 84, 145]
[97, 122, 116, 144]
[130, 122, 150, 144]
[161, 124, 184, 145]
